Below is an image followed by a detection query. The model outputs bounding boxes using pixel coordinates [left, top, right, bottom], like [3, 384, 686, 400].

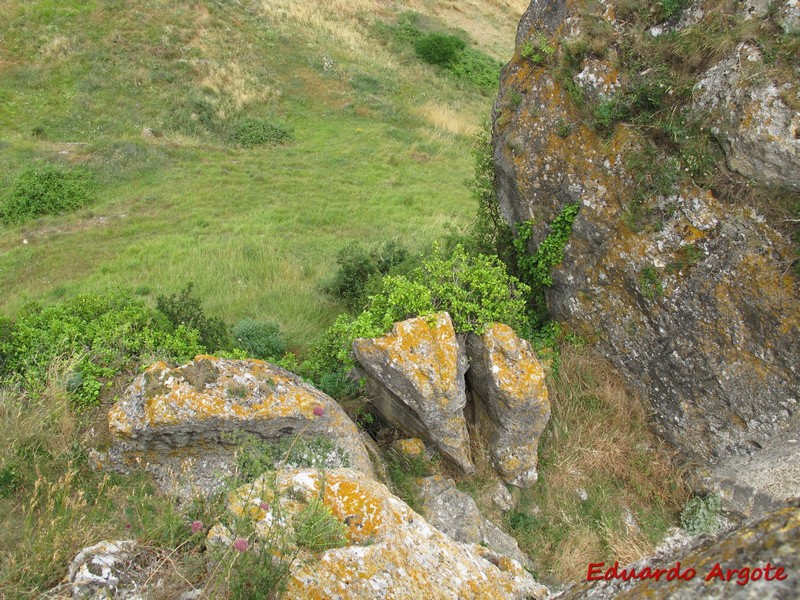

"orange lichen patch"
[484, 323, 548, 406]
[322, 473, 393, 543]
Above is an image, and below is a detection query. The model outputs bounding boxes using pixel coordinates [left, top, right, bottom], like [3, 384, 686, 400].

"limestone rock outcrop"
[466, 323, 550, 488]
[229, 468, 548, 600]
[694, 41, 800, 190]
[104, 356, 374, 496]
[554, 501, 800, 599]
[416, 474, 532, 568]
[352, 313, 474, 474]
[493, 0, 800, 466]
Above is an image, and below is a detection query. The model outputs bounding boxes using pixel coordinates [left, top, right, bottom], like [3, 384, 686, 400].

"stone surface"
[416, 474, 532, 568]
[696, 428, 800, 521]
[392, 437, 427, 458]
[493, 0, 800, 467]
[553, 501, 800, 599]
[104, 356, 373, 496]
[694, 42, 800, 190]
[50, 540, 142, 600]
[492, 482, 515, 512]
[352, 313, 475, 474]
[466, 323, 550, 487]
[228, 468, 548, 600]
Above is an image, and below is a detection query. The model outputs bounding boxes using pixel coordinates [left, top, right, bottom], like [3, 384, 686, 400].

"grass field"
[0, 0, 526, 348]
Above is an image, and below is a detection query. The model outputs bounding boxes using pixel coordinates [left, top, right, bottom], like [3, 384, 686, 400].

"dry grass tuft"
[509, 344, 689, 585]
[414, 102, 481, 137]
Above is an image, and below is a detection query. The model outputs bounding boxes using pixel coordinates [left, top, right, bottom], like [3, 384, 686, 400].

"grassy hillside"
[0, 0, 526, 348]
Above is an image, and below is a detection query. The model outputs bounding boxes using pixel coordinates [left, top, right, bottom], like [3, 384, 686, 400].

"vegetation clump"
[1, 164, 96, 225]
[231, 318, 286, 360]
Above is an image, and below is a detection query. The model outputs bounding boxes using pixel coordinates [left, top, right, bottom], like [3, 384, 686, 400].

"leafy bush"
[325, 240, 411, 311]
[514, 203, 580, 288]
[680, 494, 721, 535]
[156, 283, 232, 352]
[231, 318, 286, 360]
[229, 117, 293, 148]
[1, 164, 96, 225]
[0, 292, 203, 407]
[448, 48, 502, 89]
[301, 244, 530, 397]
[414, 32, 466, 66]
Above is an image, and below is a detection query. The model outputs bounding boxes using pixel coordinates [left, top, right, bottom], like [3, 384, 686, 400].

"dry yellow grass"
[414, 101, 481, 137]
[512, 344, 689, 584]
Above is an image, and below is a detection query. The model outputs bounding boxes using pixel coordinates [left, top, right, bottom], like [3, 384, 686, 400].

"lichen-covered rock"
[694, 41, 800, 190]
[53, 540, 141, 600]
[553, 501, 800, 599]
[105, 356, 373, 496]
[494, 1, 800, 466]
[416, 475, 532, 568]
[228, 468, 548, 600]
[466, 323, 550, 488]
[352, 313, 475, 474]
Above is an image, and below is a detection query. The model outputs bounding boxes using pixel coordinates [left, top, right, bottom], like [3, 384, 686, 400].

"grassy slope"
[0, 0, 526, 348]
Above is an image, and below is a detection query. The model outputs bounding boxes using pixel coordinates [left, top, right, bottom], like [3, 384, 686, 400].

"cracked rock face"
[494, 0, 800, 465]
[466, 323, 550, 488]
[694, 41, 800, 190]
[352, 313, 475, 474]
[104, 356, 373, 497]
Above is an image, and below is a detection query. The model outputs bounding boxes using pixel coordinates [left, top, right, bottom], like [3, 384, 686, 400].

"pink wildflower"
[233, 537, 249, 552]
[190, 520, 204, 534]
[313, 405, 325, 416]
[260, 502, 270, 511]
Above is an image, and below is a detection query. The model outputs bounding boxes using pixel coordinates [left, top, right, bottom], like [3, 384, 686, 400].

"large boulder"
[416, 474, 532, 568]
[493, 0, 800, 467]
[466, 323, 550, 488]
[228, 468, 548, 599]
[104, 356, 374, 496]
[352, 313, 475, 474]
[553, 501, 800, 599]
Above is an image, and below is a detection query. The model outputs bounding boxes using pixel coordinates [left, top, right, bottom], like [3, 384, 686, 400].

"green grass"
[0, 0, 517, 349]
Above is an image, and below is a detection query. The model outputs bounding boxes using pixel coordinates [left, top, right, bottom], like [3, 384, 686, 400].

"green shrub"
[514, 203, 580, 288]
[302, 244, 530, 397]
[231, 318, 286, 360]
[0, 292, 204, 407]
[1, 164, 96, 225]
[156, 283, 232, 352]
[229, 117, 293, 148]
[414, 32, 466, 66]
[521, 33, 555, 65]
[325, 240, 411, 311]
[448, 48, 503, 89]
[680, 494, 721, 535]
[294, 497, 349, 551]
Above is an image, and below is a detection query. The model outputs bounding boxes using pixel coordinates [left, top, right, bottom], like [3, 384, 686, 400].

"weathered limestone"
[466, 323, 550, 488]
[493, 0, 800, 466]
[104, 356, 373, 496]
[694, 42, 800, 190]
[416, 474, 532, 568]
[352, 313, 475, 474]
[229, 468, 548, 600]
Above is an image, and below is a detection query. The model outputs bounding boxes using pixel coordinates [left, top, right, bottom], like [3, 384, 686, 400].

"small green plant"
[1, 164, 96, 225]
[515, 203, 580, 288]
[294, 496, 349, 551]
[414, 32, 466, 67]
[639, 266, 663, 299]
[227, 385, 249, 399]
[234, 435, 349, 483]
[386, 450, 433, 511]
[661, 0, 690, 19]
[156, 283, 232, 352]
[229, 117, 293, 148]
[231, 318, 286, 360]
[555, 118, 571, 138]
[680, 494, 721, 535]
[521, 33, 555, 65]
